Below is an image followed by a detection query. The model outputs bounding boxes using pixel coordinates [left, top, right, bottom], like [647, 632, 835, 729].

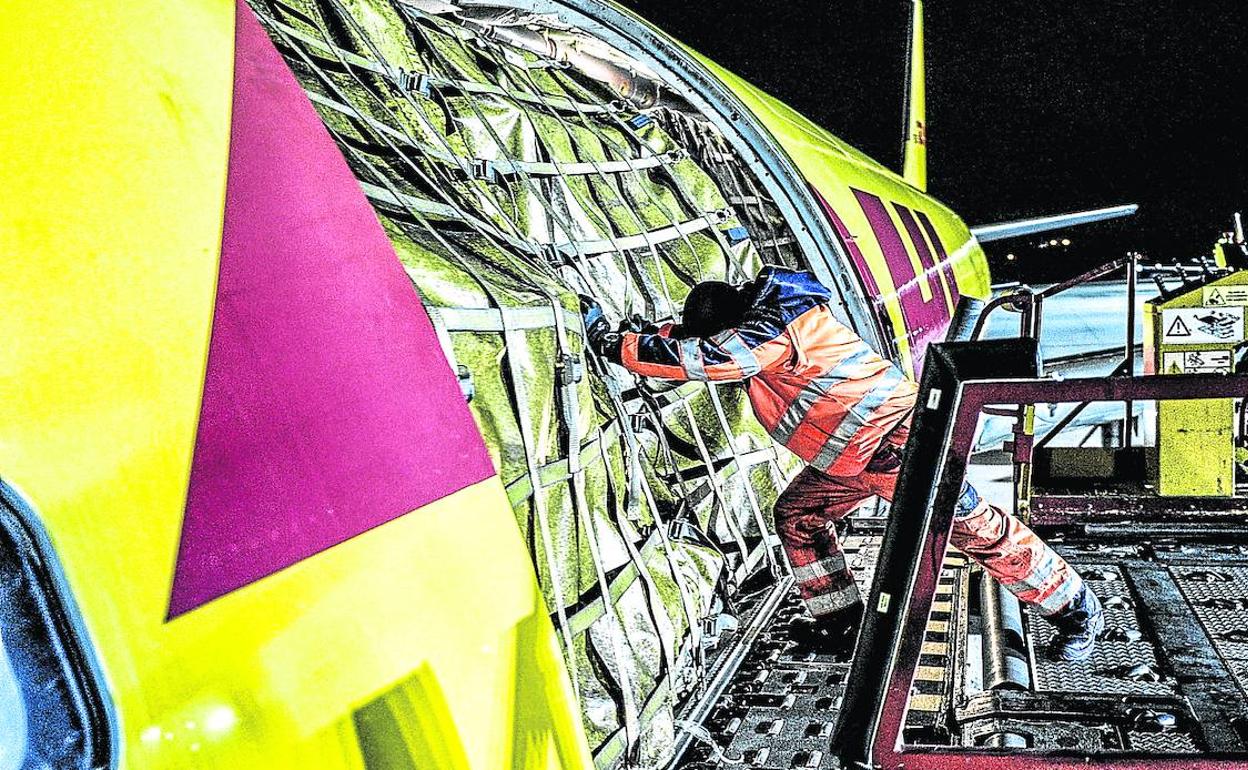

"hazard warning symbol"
[1162, 350, 1233, 374]
[1203, 285, 1248, 307]
[1161, 306, 1245, 344]
[1166, 315, 1192, 338]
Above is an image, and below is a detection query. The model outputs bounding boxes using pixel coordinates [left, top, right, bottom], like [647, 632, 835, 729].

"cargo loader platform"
[671, 340, 1248, 769]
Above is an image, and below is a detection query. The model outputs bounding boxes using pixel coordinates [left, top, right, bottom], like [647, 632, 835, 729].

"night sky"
[621, 1, 1248, 281]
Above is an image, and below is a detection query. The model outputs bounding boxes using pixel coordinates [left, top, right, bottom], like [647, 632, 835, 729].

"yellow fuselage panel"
[0, 2, 589, 768]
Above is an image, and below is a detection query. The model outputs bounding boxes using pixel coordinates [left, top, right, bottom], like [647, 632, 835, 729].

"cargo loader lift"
[671, 330, 1248, 769]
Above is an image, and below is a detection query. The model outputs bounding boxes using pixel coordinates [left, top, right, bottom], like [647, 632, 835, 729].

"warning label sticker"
[1162, 350, 1233, 374]
[1161, 306, 1245, 344]
[1203, 285, 1248, 307]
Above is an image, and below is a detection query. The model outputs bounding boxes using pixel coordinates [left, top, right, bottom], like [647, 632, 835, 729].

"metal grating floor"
[1029, 563, 1174, 698]
[674, 532, 967, 768]
[673, 536, 1248, 766]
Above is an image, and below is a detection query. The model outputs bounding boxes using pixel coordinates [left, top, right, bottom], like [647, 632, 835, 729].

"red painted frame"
[870, 372, 1248, 770]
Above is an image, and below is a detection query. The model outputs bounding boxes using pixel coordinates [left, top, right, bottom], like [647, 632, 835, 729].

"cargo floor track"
[671, 526, 1248, 768]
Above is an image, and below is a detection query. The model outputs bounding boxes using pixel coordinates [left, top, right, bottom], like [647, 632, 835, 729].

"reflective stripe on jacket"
[620, 266, 917, 476]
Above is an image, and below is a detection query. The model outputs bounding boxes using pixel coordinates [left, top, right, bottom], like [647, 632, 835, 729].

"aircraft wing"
[974, 278, 1157, 451]
[970, 203, 1139, 242]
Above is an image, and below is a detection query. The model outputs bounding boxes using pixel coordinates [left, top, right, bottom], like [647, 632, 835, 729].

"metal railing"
[966, 255, 1142, 511]
[829, 337, 1248, 769]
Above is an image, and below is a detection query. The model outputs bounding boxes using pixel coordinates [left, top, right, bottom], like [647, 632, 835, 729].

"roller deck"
[673, 522, 1248, 767]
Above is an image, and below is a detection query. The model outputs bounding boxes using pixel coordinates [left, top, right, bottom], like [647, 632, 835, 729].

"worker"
[581, 265, 1104, 661]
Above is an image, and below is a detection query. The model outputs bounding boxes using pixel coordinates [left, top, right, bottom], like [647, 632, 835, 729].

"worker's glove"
[579, 295, 622, 363]
[624, 314, 664, 336]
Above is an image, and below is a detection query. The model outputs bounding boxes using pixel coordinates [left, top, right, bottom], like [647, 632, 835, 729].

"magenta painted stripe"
[167, 0, 495, 618]
[813, 189, 881, 299]
[811, 187, 906, 363]
[851, 190, 952, 371]
[894, 203, 960, 312]
[914, 209, 960, 297]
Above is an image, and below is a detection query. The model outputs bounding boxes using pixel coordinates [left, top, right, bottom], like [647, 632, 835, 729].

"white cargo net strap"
[674, 719, 743, 765]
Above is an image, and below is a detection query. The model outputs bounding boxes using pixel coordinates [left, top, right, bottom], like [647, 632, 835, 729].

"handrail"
[1034, 255, 1130, 300]
[970, 255, 1134, 347]
[830, 337, 1248, 770]
[971, 254, 1141, 450]
[967, 289, 1035, 344]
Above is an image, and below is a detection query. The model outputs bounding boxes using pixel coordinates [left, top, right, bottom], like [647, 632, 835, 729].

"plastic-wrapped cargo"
[250, 0, 804, 763]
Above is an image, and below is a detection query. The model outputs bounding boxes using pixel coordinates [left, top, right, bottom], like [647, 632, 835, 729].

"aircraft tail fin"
[902, 0, 927, 191]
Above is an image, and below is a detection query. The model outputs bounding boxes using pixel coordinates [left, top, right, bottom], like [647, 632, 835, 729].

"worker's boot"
[788, 601, 864, 655]
[1044, 583, 1105, 662]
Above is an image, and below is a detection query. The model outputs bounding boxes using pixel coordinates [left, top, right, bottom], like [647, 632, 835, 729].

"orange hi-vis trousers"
[773, 444, 1084, 620]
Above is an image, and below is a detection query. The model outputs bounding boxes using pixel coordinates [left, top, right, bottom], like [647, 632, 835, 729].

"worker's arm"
[616, 317, 791, 382]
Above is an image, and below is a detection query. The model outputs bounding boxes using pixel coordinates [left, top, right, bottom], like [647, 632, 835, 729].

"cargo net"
[250, 0, 806, 765]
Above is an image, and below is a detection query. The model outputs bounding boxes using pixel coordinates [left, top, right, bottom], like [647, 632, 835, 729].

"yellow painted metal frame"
[1145, 273, 1246, 497]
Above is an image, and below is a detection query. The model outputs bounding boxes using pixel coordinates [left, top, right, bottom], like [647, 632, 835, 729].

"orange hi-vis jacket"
[620, 266, 918, 476]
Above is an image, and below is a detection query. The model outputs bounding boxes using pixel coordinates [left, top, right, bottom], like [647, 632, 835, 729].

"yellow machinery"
[1145, 270, 1248, 496]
